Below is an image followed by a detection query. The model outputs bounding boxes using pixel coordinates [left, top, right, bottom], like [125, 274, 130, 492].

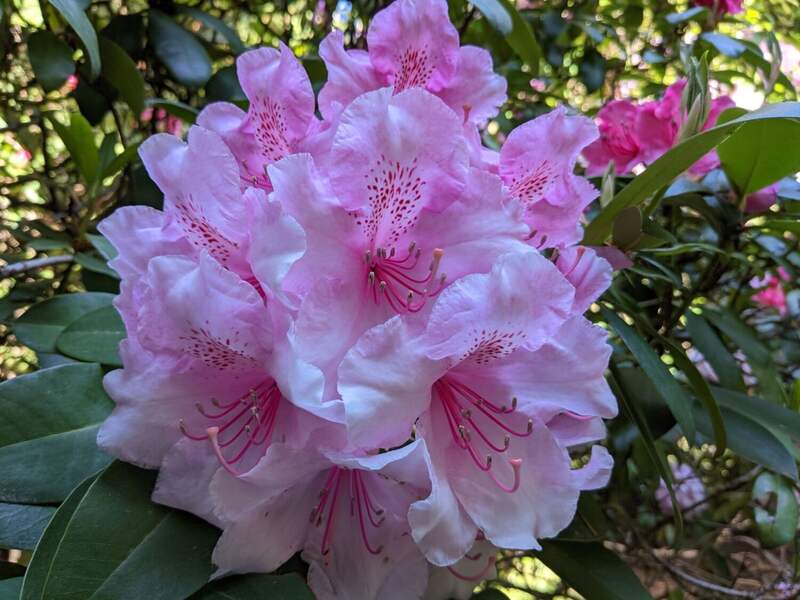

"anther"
[368, 271, 375, 286]
[526, 419, 533, 434]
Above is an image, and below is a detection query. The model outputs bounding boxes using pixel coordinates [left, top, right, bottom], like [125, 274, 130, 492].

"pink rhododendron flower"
[97, 0, 616, 594]
[63, 73, 78, 92]
[583, 100, 645, 176]
[745, 183, 779, 213]
[750, 268, 791, 315]
[694, 0, 744, 15]
[655, 463, 707, 518]
[140, 107, 184, 136]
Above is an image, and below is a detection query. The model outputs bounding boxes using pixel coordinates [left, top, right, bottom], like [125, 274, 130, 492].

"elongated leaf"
[178, 7, 246, 54]
[75, 252, 118, 279]
[603, 309, 696, 443]
[48, 113, 99, 185]
[583, 102, 800, 245]
[48, 0, 101, 79]
[470, 0, 512, 35]
[536, 540, 653, 600]
[0, 363, 113, 503]
[149, 11, 212, 87]
[498, 0, 540, 76]
[694, 403, 797, 480]
[0, 503, 55, 550]
[0, 578, 22, 600]
[24, 462, 219, 600]
[718, 116, 800, 196]
[101, 141, 142, 179]
[28, 31, 74, 91]
[190, 574, 314, 600]
[21, 477, 95, 600]
[704, 307, 788, 405]
[712, 388, 800, 444]
[87, 234, 118, 262]
[99, 38, 145, 115]
[752, 472, 799, 547]
[13, 292, 113, 353]
[56, 305, 124, 366]
[685, 311, 746, 392]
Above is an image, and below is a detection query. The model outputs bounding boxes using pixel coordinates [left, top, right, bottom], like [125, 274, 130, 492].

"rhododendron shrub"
[93, 1, 618, 596]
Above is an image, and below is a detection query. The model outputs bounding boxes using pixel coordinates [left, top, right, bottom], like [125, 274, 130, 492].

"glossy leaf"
[149, 11, 212, 88]
[603, 309, 696, 443]
[21, 477, 95, 600]
[190, 574, 314, 600]
[0, 363, 113, 503]
[56, 305, 124, 366]
[712, 388, 800, 445]
[178, 7, 246, 54]
[0, 503, 55, 550]
[75, 253, 118, 279]
[22, 462, 219, 600]
[27, 31, 74, 91]
[536, 540, 653, 600]
[48, 0, 101, 79]
[685, 311, 746, 392]
[583, 102, 800, 245]
[752, 472, 799, 548]
[470, 0, 512, 35]
[87, 234, 118, 261]
[48, 113, 99, 185]
[99, 38, 145, 115]
[498, 0, 540, 76]
[13, 292, 113, 353]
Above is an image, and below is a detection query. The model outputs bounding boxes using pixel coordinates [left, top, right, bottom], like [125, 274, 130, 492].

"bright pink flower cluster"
[751, 267, 791, 316]
[583, 80, 735, 177]
[694, 0, 744, 15]
[98, 1, 617, 597]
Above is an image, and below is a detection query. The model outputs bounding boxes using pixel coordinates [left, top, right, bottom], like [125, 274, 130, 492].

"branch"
[1, 255, 74, 278]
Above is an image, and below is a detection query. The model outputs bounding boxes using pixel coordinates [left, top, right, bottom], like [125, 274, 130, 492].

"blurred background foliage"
[1, 0, 800, 599]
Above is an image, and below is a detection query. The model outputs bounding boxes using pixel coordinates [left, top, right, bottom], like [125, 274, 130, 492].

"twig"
[1, 255, 74, 278]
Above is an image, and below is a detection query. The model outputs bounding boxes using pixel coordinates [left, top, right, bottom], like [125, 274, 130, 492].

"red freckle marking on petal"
[180, 326, 259, 371]
[254, 97, 291, 164]
[175, 195, 240, 265]
[463, 328, 528, 365]
[393, 46, 435, 92]
[508, 160, 557, 211]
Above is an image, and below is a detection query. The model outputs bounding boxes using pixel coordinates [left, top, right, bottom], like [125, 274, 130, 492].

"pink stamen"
[364, 246, 446, 314]
[447, 555, 496, 581]
[320, 470, 344, 556]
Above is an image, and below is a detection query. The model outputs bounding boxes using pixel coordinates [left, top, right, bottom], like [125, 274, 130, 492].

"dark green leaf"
[0, 562, 25, 580]
[0, 363, 113, 503]
[694, 403, 797, 480]
[685, 311, 746, 392]
[99, 38, 145, 115]
[101, 141, 142, 179]
[536, 540, 653, 600]
[752, 472, 798, 547]
[205, 66, 246, 103]
[13, 292, 113, 353]
[47, 113, 99, 185]
[178, 7, 246, 54]
[75, 253, 118, 279]
[718, 114, 800, 196]
[23, 462, 219, 600]
[470, 0, 512, 35]
[48, 0, 101, 79]
[0, 503, 55, 551]
[665, 7, 706, 24]
[145, 98, 198, 124]
[583, 102, 800, 245]
[87, 234, 118, 262]
[28, 31, 74, 91]
[21, 477, 95, 600]
[712, 388, 800, 444]
[56, 305, 124, 366]
[190, 574, 314, 600]
[149, 11, 212, 88]
[603, 309, 696, 443]
[704, 307, 788, 405]
[497, 0, 540, 76]
[0, 578, 22, 600]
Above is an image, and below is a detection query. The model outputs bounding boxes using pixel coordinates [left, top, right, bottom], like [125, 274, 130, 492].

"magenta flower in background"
[97, 0, 618, 595]
[694, 0, 744, 15]
[751, 268, 791, 316]
[583, 100, 645, 176]
[745, 183, 779, 213]
[655, 463, 707, 518]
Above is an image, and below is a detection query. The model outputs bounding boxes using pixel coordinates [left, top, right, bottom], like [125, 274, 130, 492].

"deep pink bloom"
[318, 0, 506, 127]
[694, 0, 744, 15]
[750, 270, 790, 315]
[583, 101, 645, 176]
[64, 74, 78, 92]
[338, 252, 616, 564]
[499, 106, 599, 247]
[745, 183, 779, 213]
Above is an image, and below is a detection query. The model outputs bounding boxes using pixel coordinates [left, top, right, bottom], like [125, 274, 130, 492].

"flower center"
[179, 378, 283, 476]
[309, 467, 385, 561]
[394, 46, 434, 93]
[364, 243, 446, 313]
[434, 377, 530, 493]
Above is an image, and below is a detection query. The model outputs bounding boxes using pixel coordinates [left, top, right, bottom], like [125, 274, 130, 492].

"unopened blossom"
[655, 463, 707, 518]
[139, 107, 183, 136]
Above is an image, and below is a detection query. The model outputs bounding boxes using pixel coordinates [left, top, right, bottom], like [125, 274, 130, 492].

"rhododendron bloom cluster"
[583, 80, 735, 177]
[751, 267, 791, 316]
[97, 0, 617, 597]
